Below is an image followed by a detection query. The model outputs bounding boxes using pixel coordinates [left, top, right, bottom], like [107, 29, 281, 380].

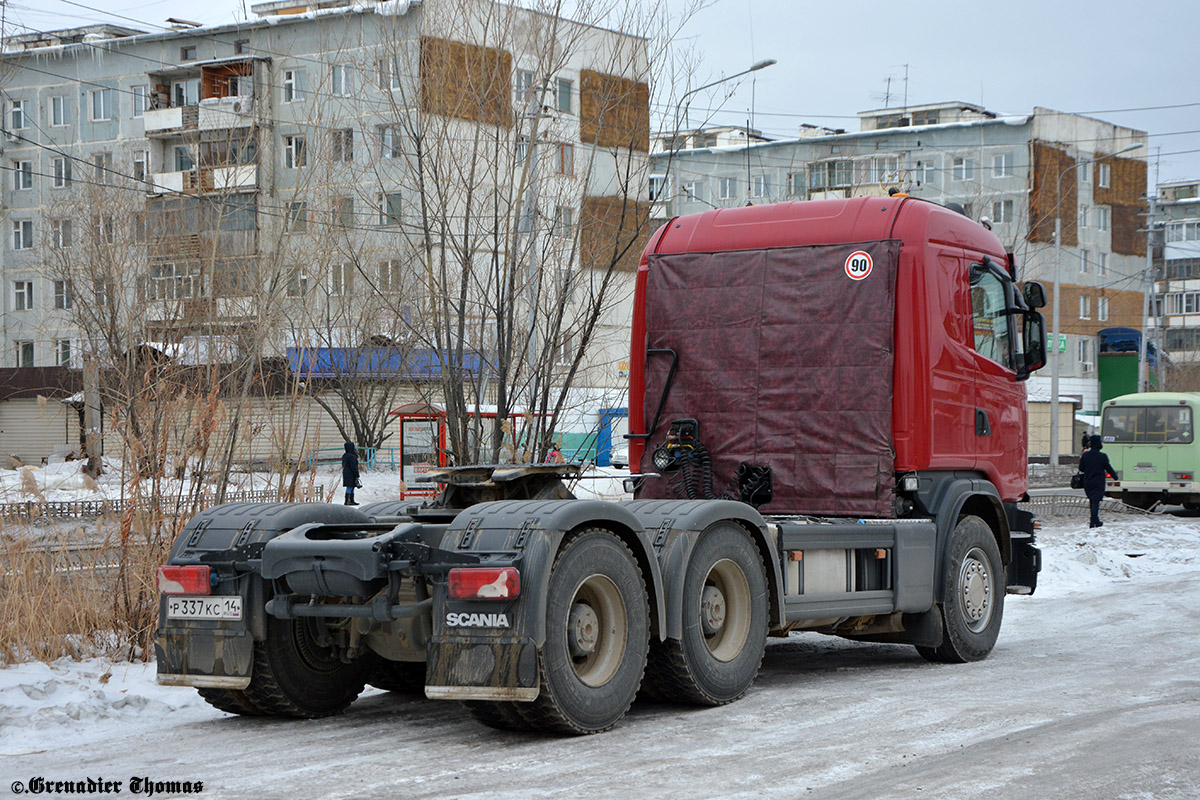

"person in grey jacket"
[1078, 435, 1118, 528]
[342, 441, 360, 506]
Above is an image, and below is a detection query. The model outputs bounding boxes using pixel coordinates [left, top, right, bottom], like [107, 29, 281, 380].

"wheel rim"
[566, 574, 627, 687]
[958, 547, 994, 633]
[701, 558, 751, 662]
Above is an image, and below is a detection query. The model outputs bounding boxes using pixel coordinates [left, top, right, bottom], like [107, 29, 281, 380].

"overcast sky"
[11, 0, 1200, 184]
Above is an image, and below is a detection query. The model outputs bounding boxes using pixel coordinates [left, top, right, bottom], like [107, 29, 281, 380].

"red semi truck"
[155, 196, 1046, 735]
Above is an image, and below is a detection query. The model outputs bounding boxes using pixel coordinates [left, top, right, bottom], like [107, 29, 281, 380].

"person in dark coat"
[1078, 434, 1117, 528]
[342, 441, 360, 506]
[1081, 431, 1090, 454]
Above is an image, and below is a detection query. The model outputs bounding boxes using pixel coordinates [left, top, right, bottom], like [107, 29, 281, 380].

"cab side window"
[971, 271, 1012, 368]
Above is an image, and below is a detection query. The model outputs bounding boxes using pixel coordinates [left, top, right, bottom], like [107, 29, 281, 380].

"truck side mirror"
[1022, 312, 1047, 377]
[1023, 281, 1047, 310]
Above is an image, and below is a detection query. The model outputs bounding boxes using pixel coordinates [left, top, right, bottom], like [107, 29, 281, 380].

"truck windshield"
[1101, 405, 1194, 444]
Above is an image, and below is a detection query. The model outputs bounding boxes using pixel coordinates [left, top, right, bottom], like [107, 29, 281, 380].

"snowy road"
[4, 514, 1199, 799]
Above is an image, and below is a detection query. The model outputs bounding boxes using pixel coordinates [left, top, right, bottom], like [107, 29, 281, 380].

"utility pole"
[1138, 193, 1160, 392]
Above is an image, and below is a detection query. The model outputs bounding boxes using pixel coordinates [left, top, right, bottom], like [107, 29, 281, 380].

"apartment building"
[1154, 180, 1200, 376]
[651, 102, 1148, 455]
[0, 0, 650, 463]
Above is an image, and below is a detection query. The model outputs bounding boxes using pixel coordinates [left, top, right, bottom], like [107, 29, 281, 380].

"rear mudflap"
[424, 635, 539, 701]
[155, 622, 253, 689]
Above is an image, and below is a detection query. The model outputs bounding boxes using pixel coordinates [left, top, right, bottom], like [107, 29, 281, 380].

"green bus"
[1100, 392, 1200, 510]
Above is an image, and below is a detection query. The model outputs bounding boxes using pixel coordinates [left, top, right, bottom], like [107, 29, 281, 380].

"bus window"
[1101, 405, 1194, 444]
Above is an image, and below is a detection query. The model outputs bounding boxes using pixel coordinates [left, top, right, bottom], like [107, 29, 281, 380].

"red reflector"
[157, 565, 212, 595]
[448, 567, 520, 601]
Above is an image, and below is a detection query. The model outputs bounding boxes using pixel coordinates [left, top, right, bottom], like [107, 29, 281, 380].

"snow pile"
[0, 657, 213, 756]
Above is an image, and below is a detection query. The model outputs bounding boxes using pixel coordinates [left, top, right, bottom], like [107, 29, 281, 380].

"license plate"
[167, 595, 243, 621]
[1133, 464, 1156, 473]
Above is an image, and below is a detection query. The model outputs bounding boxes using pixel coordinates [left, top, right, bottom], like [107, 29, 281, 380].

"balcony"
[144, 105, 198, 136]
[199, 96, 255, 130]
[212, 165, 257, 192]
[149, 170, 198, 194]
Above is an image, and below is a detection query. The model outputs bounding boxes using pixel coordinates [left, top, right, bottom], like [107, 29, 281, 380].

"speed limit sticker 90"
[845, 251, 873, 281]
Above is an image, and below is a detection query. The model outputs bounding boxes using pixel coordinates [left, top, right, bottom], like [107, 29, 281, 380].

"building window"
[12, 160, 33, 191]
[555, 143, 574, 175]
[55, 339, 71, 367]
[952, 157, 974, 181]
[1080, 250, 1091, 274]
[283, 135, 306, 169]
[1078, 339, 1092, 365]
[515, 135, 530, 163]
[93, 215, 114, 244]
[911, 110, 939, 126]
[13, 281, 34, 310]
[719, 177, 736, 200]
[330, 128, 353, 162]
[1099, 296, 1109, 322]
[1099, 252, 1109, 277]
[333, 196, 354, 227]
[515, 69, 536, 109]
[330, 262, 353, 296]
[918, 159, 937, 187]
[992, 199, 1014, 224]
[54, 279, 72, 308]
[173, 145, 194, 172]
[379, 260, 402, 293]
[1079, 295, 1091, 320]
[379, 192, 402, 226]
[556, 77, 572, 113]
[683, 181, 700, 202]
[51, 157, 72, 188]
[992, 153, 1013, 178]
[15, 341, 34, 368]
[89, 88, 113, 121]
[172, 78, 199, 107]
[752, 175, 768, 199]
[91, 152, 112, 184]
[331, 64, 353, 97]
[378, 125, 401, 159]
[181, 45, 197, 61]
[787, 172, 805, 196]
[1097, 206, 1110, 231]
[286, 269, 308, 297]
[1078, 161, 1089, 183]
[234, 39, 250, 54]
[648, 175, 666, 203]
[12, 220, 33, 250]
[285, 201, 307, 233]
[133, 151, 149, 182]
[552, 205, 575, 237]
[51, 96, 69, 127]
[10, 99, 28, 130]
[51, 219, 72, 250]
[132, 85, 148, 118]
[282, 69, 306, 103]
[377, 57, 401, 90]
[1078, 203, 1089, 230]
[1098, 162, 1111, 189]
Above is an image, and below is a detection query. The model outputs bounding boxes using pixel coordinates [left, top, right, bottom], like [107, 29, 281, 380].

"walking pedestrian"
[1080, 430, 1090, 454]
[342, 441, 361, 506]
[1078, 434, 1118, 528]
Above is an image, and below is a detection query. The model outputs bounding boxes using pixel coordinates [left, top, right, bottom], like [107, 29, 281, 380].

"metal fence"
[0, 487, 325, 522]
[1019, 493, 1153, 516]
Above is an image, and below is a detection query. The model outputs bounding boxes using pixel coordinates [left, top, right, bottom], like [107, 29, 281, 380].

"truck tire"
[648, 522, 768, 705]
[368, 659, 426, 694]
[462, 701, 534, 731]
[197, 688, 264, 716]
[918, 515, 1004, 664]
[243, 615, 370, 718]
[517, 529, 650, 735]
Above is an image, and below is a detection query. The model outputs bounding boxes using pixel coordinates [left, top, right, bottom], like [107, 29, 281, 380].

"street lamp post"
[1048, 142, 1143, 468]
[665, 59, 776, 215]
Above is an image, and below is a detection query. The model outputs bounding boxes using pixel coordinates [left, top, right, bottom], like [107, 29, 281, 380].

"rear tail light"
[157, 565, 212, 595]
[448, 567, 520, 600]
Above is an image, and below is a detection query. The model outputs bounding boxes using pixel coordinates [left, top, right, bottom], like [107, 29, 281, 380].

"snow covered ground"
[2, 511, 1198, 798]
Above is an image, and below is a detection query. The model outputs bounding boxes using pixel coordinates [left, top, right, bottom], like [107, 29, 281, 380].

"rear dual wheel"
[519, 529, 650, 735]
[648, 523, 768, 705]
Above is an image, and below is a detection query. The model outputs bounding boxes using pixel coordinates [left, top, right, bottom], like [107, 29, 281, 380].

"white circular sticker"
[845, 251, 873, 281]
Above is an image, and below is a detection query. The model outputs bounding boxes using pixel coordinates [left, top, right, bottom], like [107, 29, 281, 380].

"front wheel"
[648, 523, 768, 705]
[517, 529, 650, 735]
[918, 515, 1004, 663]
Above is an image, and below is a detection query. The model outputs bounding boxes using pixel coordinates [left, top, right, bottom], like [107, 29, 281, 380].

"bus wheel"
[918, 515, 1004, 664]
